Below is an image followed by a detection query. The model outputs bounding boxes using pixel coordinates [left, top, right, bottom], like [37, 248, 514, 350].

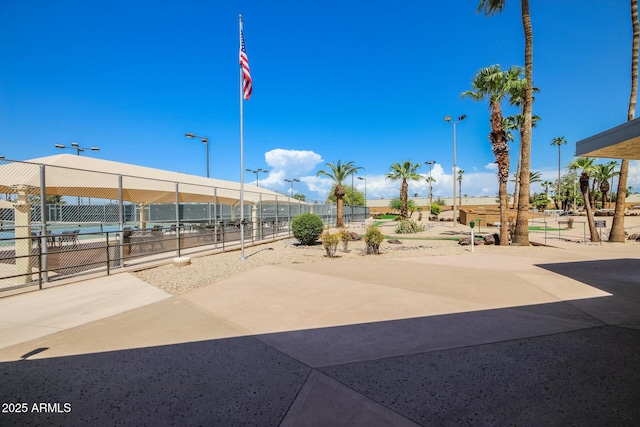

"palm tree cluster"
[462, 64, 526, 245]
[314, 0, 637, 244]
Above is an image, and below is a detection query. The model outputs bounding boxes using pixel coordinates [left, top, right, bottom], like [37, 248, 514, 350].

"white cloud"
[260, 149, 323, 190]
[627, 160, 640, 191]
[484, 162, 497, 172]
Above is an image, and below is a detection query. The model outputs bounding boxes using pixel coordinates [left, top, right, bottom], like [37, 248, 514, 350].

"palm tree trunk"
[611, 0, 638, 242]
[400, 180, 408, 220]
[489, 100, 510, 246]
[513, 0, 533, 246]
[499, 181, 509, 245]
[512, 147, 521, 209]
[610, 160, 630, 241]
[556, 145, 562, 209]
[336, 197, 344, 227]
[581, 172, 600, 242]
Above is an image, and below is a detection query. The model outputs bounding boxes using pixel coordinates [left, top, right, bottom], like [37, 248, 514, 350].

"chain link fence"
[0, 158, 368, 293]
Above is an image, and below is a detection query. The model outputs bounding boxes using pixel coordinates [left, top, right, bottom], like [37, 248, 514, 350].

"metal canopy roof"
[575, 117, 640, 160]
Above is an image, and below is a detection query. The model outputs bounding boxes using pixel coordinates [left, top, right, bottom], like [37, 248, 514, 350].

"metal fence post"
[213, 187, 218, 248]
[39, 164, 48, 285]
[118, 175, 124, 267]
[175, 182, 180, 258]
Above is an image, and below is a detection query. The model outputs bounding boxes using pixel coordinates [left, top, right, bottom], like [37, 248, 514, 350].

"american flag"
[240, 29, 252, 100]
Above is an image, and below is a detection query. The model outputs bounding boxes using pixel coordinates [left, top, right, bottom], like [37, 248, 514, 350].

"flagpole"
[239, 14, 246, 260]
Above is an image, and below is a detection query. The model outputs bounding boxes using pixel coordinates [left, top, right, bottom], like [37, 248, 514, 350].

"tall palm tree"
[457, 169, 465, 206]
[478, 0, 534, 246]
[570, 157, 600, 242]
[316, 160, 364, 228]
[463, 64, 524, 245]
[386, 161, 421, 220]
[611, 0, 638, 242]
[551, 136, 567, 209]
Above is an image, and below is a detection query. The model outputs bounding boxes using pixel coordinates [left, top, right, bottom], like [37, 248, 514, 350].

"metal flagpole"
[239, 14, 246, 260]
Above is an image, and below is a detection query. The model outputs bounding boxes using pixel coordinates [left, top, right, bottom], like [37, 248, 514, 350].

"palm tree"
[611, 0, 638, 242]
[570, 157, 600, 242]
[551, 136, 567, 209]
[463, 64, 524, 245]
[542, 180, 554, 207]
[593, 163, 618, 209]
[478, 0, 534, 247]
[386, 161, 421, 220]
[316, 160, 364, 227]
[457, 169, 465, 206]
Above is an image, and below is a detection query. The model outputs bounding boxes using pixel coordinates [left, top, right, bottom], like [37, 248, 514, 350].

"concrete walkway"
[0, 239, 638, 425]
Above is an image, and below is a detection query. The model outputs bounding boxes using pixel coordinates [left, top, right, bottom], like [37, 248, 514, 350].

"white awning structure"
[0, 154, 289, 206]
[576, 117, 640, 160]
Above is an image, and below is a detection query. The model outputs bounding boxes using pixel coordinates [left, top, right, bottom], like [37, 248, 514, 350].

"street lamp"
[357, 176, 367, 208]
[284, 178, 300, 195]
[185, 133, 210, 178]
[425, 161, 435, 219]
[246, 168, 269, 187]
[55, 141, 100, 155]
[444, 114, 466, 227]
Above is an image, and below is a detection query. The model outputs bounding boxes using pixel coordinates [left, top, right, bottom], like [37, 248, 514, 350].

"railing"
[0, 157, 369, 293]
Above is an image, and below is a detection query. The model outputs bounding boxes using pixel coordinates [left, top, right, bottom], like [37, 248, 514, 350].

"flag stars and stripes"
[240, 30, 252, 101]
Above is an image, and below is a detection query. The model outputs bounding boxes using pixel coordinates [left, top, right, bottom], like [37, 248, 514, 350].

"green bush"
[291, 213, 324, 245]
[321, 231, 340, 257]
[430, 203, 441, 215]
[394, 219, 425, 234]
[364, 225, 384, 254]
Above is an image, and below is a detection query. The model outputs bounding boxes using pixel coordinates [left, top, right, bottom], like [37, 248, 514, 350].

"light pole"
[425, 161, 435, 219]
[357, 177, 367, 211]
[444, 115, 466, 227]
[284, 178, 300, 226]
[55, 142, 100, 156]
[246, 168, 268, 187]
[55, 142, 100, 216]
[284, 178, 300, 196]
[185, 133, 210, 178]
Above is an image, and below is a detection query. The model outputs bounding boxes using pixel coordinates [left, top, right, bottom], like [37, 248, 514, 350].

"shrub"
[339, 229, 351, 252]
[394, 219, 425, 234]
[430, 203, 441, 215]
[321, 231, 339, 257]
[364, 225, 384, 254]
[291, 213, 324, 245]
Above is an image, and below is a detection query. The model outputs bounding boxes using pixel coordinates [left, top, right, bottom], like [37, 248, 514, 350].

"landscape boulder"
[483, 234, 496, 245]
[458, 237, 471, 246]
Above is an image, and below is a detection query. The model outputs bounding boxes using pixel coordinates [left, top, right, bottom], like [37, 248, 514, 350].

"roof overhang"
[575, 117, 640, 160]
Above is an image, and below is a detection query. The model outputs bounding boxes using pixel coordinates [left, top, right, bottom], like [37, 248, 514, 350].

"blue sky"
[1, 0, 638, 202]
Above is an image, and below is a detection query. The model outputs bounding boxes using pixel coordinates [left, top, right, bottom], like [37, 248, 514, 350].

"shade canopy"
[0, 154, 288, 206]
[576, 117, 640, 160]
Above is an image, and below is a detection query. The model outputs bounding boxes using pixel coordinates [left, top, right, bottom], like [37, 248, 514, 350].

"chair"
[59, 230, 80, 246]
[149, 225, 165, 250]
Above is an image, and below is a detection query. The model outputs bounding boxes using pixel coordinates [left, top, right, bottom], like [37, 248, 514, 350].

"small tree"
[291, 213, 324, 245]
[389, 198, 416, 216]
[321, 231, 339, 257]
[364, 225, 384, 254]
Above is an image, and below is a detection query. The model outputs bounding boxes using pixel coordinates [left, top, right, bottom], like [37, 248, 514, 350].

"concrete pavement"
[0, 240, 638, 425]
